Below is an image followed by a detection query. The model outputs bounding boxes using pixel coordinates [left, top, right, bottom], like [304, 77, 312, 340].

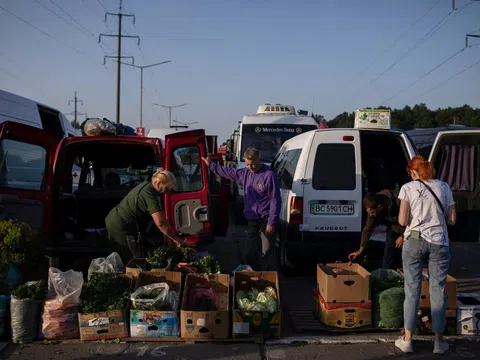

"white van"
[271, 127, 480, 271]
[0, 89, 80, 140]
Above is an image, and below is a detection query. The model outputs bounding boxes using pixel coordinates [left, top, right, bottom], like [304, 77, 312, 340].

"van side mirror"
[226, 139, 234, 154]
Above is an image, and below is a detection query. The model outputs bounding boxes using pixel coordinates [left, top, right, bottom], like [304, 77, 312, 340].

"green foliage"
[11, 280, 47, 300]
[146, 246, 173, 269]
[323, 104, 480, 129]
[194, 256, 222, 274]
[80, 273, 130, 314]
[0, 220, 43, 271]
[136, 289, 162, 299]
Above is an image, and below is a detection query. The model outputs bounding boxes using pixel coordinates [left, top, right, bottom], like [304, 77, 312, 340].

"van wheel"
[279, 242, 295, 276]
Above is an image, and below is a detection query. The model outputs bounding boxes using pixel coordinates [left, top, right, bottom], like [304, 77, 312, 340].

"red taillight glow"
[343, 135, 354, 141]
[289, 196, 303, 225]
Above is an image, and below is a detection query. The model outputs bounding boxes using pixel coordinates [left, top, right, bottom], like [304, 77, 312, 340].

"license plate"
[310, 203, 354, 215]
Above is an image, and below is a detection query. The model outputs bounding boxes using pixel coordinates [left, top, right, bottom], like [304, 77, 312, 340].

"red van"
[0, 121, 229, 269]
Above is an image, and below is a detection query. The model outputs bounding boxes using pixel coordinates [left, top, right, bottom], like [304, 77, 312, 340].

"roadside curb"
[266, 335, 480, 346]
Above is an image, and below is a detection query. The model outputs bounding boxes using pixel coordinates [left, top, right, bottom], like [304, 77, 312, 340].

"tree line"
[313, 104, 480, 130]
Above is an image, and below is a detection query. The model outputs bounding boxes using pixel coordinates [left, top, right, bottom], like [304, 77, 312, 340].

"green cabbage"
[235, 290, 248, 300]
[247, 288, 260, 301]
[264, 286, 277, 300]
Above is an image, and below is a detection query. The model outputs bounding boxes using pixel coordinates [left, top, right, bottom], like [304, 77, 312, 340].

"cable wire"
[378, 48, 467, 105]
[336, 0, 441, 96]
[49, 0, 96, 37]
[0, 4, 90, 58]
[418, 58, 480, 97]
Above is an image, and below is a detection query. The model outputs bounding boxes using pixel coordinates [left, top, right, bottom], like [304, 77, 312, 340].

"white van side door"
[301, 130, 362, 233]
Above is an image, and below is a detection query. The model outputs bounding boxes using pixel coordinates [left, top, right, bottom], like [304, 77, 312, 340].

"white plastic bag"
[130, 283, 173, 310]
[83, 118, 117, 136]
[41, 268, 84, 340]
[47, 268, 84, 303]
[88, 252, 125, 280]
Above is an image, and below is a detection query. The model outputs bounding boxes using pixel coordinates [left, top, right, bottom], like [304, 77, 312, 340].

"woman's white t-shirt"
[398, 179, 455, 246]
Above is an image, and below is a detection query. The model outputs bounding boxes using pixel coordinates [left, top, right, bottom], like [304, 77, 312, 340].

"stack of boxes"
[313, 263, 372, 329]
[398, 269, 458, 336]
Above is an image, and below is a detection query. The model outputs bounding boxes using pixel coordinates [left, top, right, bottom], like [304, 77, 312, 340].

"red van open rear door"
[0, 121, 57, 233]
[164, 129, 212, 244]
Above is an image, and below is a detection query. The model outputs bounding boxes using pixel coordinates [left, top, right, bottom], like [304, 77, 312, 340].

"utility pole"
[116, 60, 171, 128]
[466, 34, 480, 48]
[67, 91, 87, 129]
[99, 0, 140, 124]
[68, 91, 84, 123]
[153, 103, 188, 128]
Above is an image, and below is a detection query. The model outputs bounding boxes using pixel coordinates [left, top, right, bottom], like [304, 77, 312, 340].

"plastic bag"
[41, 268, 84, 340]
[82, 118, 117, 136]
[230, 265, 253, 287]
[0, 295, 10, 338]
[131, 283, 172, 310]
[374, 287, 405, 329]
[188, 287, 217, 311]
[88, 252, 125, 280]
[11, 295, 43, 344]
[371, 269, 405, 329]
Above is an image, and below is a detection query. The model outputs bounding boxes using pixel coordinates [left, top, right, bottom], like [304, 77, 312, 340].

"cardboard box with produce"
[232, 271, 281, 338]
[129, 271, 182, 338]
[180, 273, 230, 339]
[78, 273, 132, 341]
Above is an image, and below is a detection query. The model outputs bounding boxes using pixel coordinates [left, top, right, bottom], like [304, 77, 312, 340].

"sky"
[1, 0, 479, 141]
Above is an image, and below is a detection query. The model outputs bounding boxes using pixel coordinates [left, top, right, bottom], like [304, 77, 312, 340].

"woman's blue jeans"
[402, 236, 450, 333]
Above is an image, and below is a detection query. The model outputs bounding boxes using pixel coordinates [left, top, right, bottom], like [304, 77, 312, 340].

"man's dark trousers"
[245, 219, 277, 271]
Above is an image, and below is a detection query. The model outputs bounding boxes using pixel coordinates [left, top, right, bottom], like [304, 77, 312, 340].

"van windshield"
[240, 124, 317, 163]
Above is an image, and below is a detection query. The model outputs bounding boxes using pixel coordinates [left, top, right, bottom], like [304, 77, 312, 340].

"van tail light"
[289, 196, 303, 225]
[343, 135, 354, 141]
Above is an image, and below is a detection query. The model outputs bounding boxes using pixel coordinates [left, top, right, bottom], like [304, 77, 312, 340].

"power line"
[68, 91, 87, 124]
[334, 0, 441, 99]
[0, 4, 91, 58]
[337, 1, 473, 109]
[418, 58, 480, 97]
[378, 47, 467, 106]
[49, 0, 96, 38]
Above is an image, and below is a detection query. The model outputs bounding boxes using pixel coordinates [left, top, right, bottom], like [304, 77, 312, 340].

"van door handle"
[193, 206, 209, 222]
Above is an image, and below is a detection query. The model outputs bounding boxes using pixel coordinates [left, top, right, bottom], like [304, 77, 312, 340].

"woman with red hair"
[395, 156, 456, 354]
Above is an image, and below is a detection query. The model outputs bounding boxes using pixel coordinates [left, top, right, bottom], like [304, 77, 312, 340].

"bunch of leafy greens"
[146, 246, 173, 269]
[11, 280, 48, 300]
[80, 273, 130, 313]
[136, 289, 162, 299]
[0, 220, 43, 268]
[194, 256, 221, 274]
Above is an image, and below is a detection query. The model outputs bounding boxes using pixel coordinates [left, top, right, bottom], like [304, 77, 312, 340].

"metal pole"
[140, 67, 143, 128]
[169, 107, 172, 128]
[116, 0, 123, 124]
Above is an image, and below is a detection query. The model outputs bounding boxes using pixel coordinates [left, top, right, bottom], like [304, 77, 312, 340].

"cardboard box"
[354, 109, 391, 130]
[317, 263, 371, 303]
[232, 271, 281, 338]
[130, 271, 182, 338]
[126, 259, 172, 277]
[180, 273, 230, 340]
[78, 309, 129, 341]
[313, 289, 372, 329]
[78, 273, 133, 341]
[126, 259, 149, 277]
[457, 293, 480, 336]
[414, 308, 457, 336]
[397, 269, 457, 309]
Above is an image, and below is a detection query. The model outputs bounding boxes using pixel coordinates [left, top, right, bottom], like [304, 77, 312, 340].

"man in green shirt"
[105, 168, 185, 263]
[348, 190, 404, 270]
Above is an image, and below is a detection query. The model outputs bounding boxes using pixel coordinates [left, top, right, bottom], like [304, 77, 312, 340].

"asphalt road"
[2, 339, 480, 360]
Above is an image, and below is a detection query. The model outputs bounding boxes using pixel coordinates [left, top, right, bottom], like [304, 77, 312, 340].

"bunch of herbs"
[80, 273, 130, 314]
[11, 280, 48, 300]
